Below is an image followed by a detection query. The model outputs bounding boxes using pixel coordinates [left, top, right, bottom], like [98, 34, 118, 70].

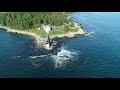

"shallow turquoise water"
[0, 12, 120, 78]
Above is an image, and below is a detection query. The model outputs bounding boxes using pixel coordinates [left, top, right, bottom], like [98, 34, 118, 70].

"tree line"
[0, 12, 71, 30]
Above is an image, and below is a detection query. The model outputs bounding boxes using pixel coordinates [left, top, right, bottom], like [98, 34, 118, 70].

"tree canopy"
[0, 12, 71, 30]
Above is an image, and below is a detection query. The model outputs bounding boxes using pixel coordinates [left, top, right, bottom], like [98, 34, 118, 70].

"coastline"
[0, 21, 86, 50]
[0, 26, 46, 49]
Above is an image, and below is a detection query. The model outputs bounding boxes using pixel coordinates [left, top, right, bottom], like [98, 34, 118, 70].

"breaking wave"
[29, 55, 50, 68]
[51, 46, 79, 68]
[30, 55, 48, 59]
[85, 31, 95, 37]
[12, 56, 21, 58]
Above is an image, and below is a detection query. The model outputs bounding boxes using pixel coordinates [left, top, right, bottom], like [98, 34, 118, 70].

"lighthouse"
[40, 20, 53, 50]
[46, 34, 50, 50]
[42, 25, 52, 50]
[46, 40, 50, 49]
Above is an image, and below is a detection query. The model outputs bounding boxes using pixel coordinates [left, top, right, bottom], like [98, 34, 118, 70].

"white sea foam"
[13, 56, 21, 58]
[29, 46, 80, 68]
[85, 31, 95, 37]
[51, 46, 79, 68]
[30, 55, 48, 59]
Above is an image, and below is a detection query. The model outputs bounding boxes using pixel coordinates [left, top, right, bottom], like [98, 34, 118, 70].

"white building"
[43, 25, 52, 34]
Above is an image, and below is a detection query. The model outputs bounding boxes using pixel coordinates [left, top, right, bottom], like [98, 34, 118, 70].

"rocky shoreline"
[0, 22, 86, 50]
[0, 26, 46, 49]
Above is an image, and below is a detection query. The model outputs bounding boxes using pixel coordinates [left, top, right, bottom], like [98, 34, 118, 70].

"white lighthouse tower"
[42, 24, 52, 50]
[46, 34, 51, 50]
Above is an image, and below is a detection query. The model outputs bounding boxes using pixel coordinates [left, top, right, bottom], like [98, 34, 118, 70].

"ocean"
[0, 12, 120, 78]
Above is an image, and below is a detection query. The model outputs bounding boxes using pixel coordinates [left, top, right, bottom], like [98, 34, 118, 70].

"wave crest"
[51, 47, 79, 68]
[30, 55, 48, 59]
[85, 31, 95, 37]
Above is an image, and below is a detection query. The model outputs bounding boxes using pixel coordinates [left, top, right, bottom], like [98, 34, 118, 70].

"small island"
[0, 12, 86, 50]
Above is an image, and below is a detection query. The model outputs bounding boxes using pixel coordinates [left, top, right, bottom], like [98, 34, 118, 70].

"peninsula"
[0, 12, 86, 50]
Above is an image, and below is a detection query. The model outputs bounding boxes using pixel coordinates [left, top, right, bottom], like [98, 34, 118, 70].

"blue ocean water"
[0, 12, 120, 78]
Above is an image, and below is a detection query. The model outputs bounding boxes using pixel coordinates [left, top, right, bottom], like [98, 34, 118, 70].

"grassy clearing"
[23, 24, 78, 38]
[50, 25, 78, 35]
[25, 28, 47, 38]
